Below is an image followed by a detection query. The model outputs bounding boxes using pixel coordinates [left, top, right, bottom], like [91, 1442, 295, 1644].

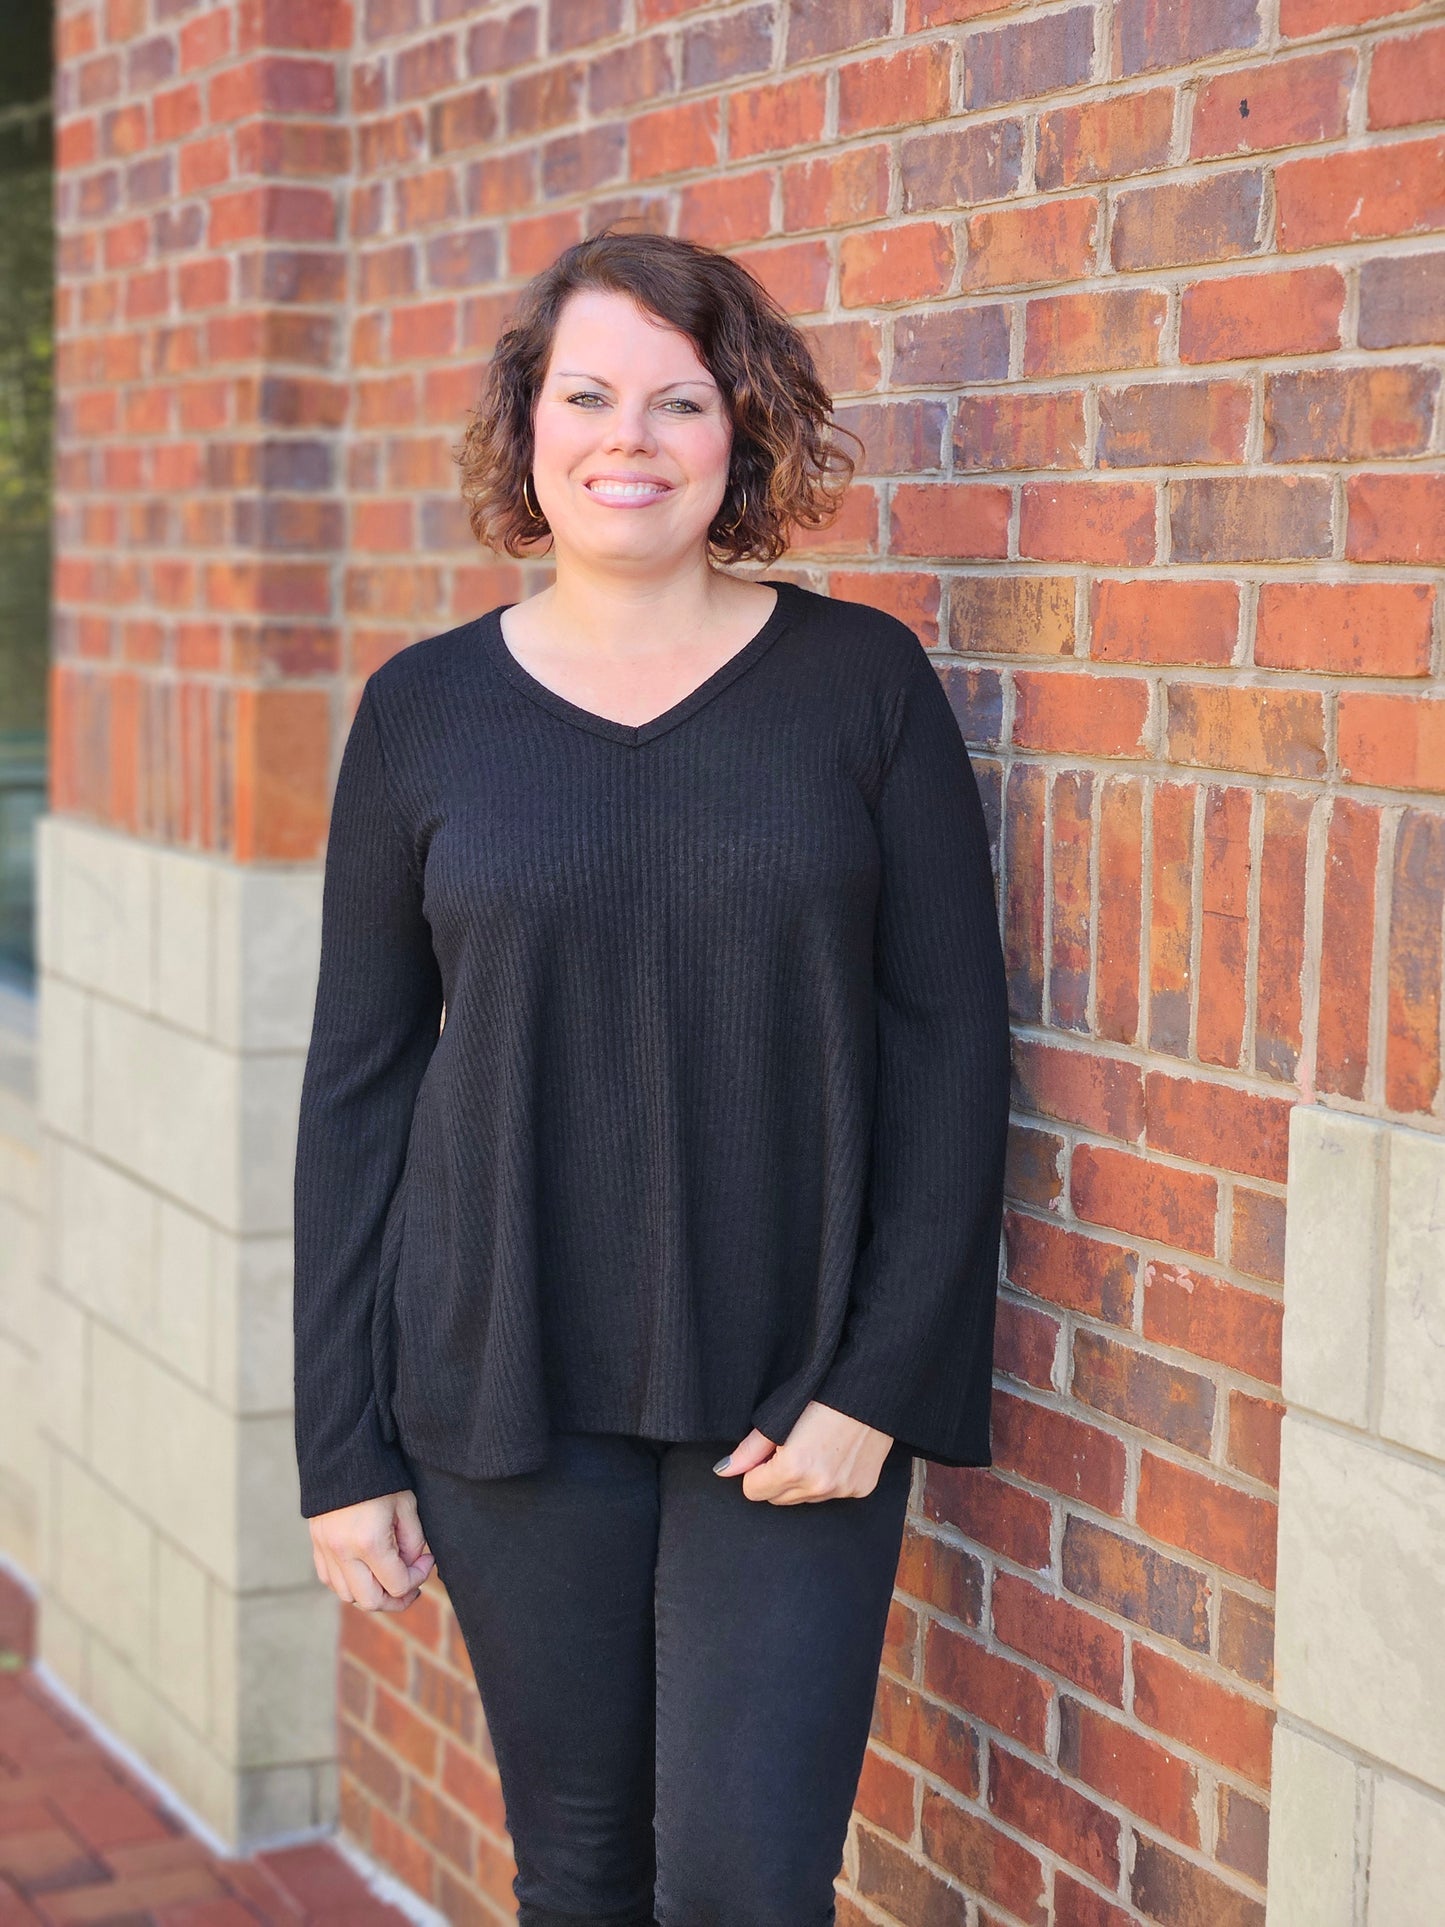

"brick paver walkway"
[0, 1571, 416, 1926]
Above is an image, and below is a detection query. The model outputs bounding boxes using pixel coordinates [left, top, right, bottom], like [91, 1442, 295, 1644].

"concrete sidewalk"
[0, 1569, 415, 1926]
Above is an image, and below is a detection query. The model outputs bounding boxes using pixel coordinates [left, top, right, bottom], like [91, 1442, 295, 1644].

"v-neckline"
[482, 578, 798, 748]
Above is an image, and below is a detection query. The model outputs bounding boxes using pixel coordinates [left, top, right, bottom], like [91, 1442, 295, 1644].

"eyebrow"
[551, 371, 718, 391]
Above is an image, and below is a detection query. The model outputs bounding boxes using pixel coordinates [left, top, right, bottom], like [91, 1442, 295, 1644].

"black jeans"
[407, 1431, 915, 1927]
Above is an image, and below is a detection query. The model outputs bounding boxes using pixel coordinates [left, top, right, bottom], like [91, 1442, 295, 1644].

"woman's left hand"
[713, 1401, 894, 1504]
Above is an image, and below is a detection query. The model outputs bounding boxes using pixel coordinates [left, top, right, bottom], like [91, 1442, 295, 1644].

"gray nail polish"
[712, 1454, 731, 1472]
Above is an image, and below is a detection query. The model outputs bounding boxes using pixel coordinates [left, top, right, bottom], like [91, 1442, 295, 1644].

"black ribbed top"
[292, 578, 1012, 1518]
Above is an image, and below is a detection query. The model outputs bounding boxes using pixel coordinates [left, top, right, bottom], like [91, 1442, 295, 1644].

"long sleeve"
[292, 675, 444, 1517]
[805, 640, 1012, 1462]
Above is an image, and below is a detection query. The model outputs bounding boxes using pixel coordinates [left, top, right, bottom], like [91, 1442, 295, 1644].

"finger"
[713, 1429, 777, 1477]
[340, 1557, 389, 1612]
[393, 1493, 430, 1568]
[321, 1552, 356, 1606]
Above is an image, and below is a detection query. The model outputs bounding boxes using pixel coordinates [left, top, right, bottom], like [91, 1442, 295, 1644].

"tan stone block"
[54, 1142, 156, 1335]
[153, 1195, 213, 1390]
[37, 1279, 87, 1458]
[1379, 1126, 1445, 1464]
[238, 1413, 316, 1592]
[1369, 1772, 1445, 1925]
[1276, 1414, 1445, 1795]
[154, 1536, 212, 1734]
[37, 974, 89, 1141]
[36, 1590, 90, 1700]
[88, 1321, 237, 1585]
[155, 848, 216, 1038]
[211, 1585, 339, 1766]
[1265, 1723, 1359, 1927]
[89, 999, 239, 1226]
[238, 1047, 305, 1237]
[53, 1453, 153, 1670]
[51, 819, 156, 1008]
[211, 1230, 293, 1414]
[214, 864, 322, 1053]
[1282, 1106, 1383, 1427]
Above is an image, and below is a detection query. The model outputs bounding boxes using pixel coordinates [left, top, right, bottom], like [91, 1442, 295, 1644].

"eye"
[566, 391, 607, 407]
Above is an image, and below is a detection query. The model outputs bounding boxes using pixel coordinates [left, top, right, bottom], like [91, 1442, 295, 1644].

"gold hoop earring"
[523, 472, 544, 522]
[719, 487, 747, 539]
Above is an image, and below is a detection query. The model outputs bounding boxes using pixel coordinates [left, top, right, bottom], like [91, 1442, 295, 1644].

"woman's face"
[528, 287, 735, 573]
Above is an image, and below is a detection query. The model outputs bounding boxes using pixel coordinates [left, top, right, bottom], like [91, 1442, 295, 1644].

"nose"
[601, 396, 658, 455]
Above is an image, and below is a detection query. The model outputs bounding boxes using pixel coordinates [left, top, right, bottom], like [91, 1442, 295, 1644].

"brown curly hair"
[455, 224, 863, 566]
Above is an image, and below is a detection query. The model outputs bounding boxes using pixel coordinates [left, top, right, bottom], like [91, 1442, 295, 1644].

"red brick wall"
[52, 1, 1445, 1922]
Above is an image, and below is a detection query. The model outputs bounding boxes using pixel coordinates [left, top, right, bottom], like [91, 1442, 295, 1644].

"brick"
[1143, 1263, 1282, 1386]
[1008, 1121, 1067, 1210]
[1019, 481, 1156, 565]
[909, 0, 1016, 15]
[728, 72, 826, 159]
[1071, 1329, 1216, 1457]
[1386, 807, 1445, 1114]
[994, 1294, 1059, 1390]
[894, 305, 1011, 385]
[464, 8, 537, 72]
[1256, 581, 1434, 679]
[1025, 287, 1169, 376]
[504, 65, 580, 140]
[1071, 1143, 1218, 1257]
[1137, 1454, 1277, 1589]
[1094, 377, 1256, 468]
[895, 1520, 986, 1628]
[1255, 789, 1311, 1080]
[962, 196, 1098, 292]
[1280, 0, 1421, 33]
[783, 145, 890, 231]
[1276, 135, 1445, 250]
[889, 483, 1010, 561]
[902, 121, 1025, 213]
[956, 589, 1072, 692]
[1113, 0, 1263, 77]
[920, 1791, 1047, 1925]
[1179, 265, 1344, 362]
[1148, 1071, 1293, 1185]
[1166, 681, 1326, 779]
[1316, 797, 1380, 1100]
[924, 1625, 1053, 1752]
[965, 8, 1095, 110]
[956, 390, 1087, 469]
[1370, 22, 1445, 132]
[1217, 1783, 1270, 1884]
[1055, 1872, 1135, 1927]
[787, 0, 892, 61]
[1061, 1514, 1211, 1651]
[676, 171, 773, 248]
[1218, 1592, 1274, 1689]
[1133, 1644, 1274, 1786]
[242, 0, 352, 52]
[1132, 1833, 1265, 1927]
[680, 5, 773, 89]
[923, 1465, 1053, 1571]
[1171, 474, 1333, 562]
[1112, 171, 1265, 271]
[1268, 363, 1438, 462]
[1359, 249, 1445, 347]
[855, 1821, 985, 1922]
[992, 1391, 1128, 1513]
[1231, 1185, 1286, 1285]
[541, 124, 625, 198]
[1010, 1040, 1145, 1143]
[1096, 776, 1144, 1046]
[1194, 48, 1353, 157]
[1058, 1696, 1200, 1844]
[840, 223, 955, 307]
[1051, 766, 1092, 1030]
[839, 42, 953, 133]
[1340, 693, 1445, 797]
[1227, 1390, 1283, 1486]
[1014, 671, 1151, 757]
[1004, 1212, 1137, 1326]
[1004, 760, 1047, 1022]
[629, 99, 719, 181]
[1094, 578, 1240, 670]
[989, 1745, 1120, 1885]
[1145, 777, 1194, 1054]
[406, 1778, 474, 1872]
[869, 1678, 981, 1800]
[992, 1573, 1125, 1704]
[1036, 86, 1174, 188]
[1196, 785, 1251, 1068]
[1347, 471, 1445, 565]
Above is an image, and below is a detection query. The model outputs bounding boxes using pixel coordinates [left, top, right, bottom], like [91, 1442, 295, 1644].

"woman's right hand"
[308, 1488, 435, 1610]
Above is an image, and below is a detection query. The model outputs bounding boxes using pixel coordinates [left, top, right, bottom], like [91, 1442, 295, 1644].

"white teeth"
[588, 481, 667, 499]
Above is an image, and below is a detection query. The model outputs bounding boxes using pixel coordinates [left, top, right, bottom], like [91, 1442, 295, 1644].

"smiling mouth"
[585, 479, 673, 502]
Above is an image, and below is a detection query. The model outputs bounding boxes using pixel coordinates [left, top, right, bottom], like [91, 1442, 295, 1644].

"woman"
[293, 226, 1012, 1927]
